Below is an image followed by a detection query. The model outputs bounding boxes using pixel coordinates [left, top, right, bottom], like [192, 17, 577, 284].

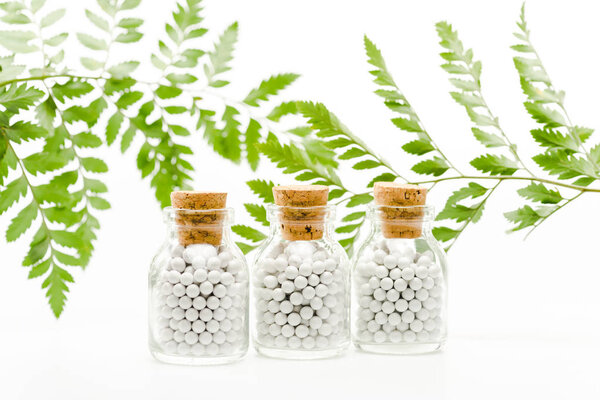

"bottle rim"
[266, 203, 336, 223]
[162, 206, 234, 226]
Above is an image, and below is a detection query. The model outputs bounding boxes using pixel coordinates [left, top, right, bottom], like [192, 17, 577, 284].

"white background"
[1, 0, 600, 398]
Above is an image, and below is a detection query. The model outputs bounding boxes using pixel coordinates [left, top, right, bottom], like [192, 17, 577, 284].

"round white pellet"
[300, 306, 314, 320]
[298, 263, 312, 277]
[409, 277, 423, 291]
[173, 283, 186, 297]
[281, 281, 295, 294]
[207, 270, 221, 284]
[192, 320, 206, 333]
[386, 289, 400, 302]
[281, 324, 294, 338]
[288, 336, 302, 349]
[179, 272, 193, 286]
[324, 258, 337, 272]
[295, 325, 309, 338]
[167, 270, 181, 284]
[302, 336, 316, 349]
[397, 256, 412, 269]
[415, 288, 429, 301]
[191, 256, 206, 269]
[284, 266, 299, 280]
[185, 308, 199, 321]
[323, 295, 337, 308]
[373, 288, 386, 302]
[199, 308, 213, 322]
[206, 319, 220, 333]
[415, 265, 428, 279]
[375, 265, 388, 279]
[394, 278, 408, 292]
[388, 312, 401, 326]
[401, 310, 415, 323]
[213, 284, 227, 298]
[389, 330, 403, 343]
[402, 288, 415, 300]
[168, 318, 179, 330]
[373, 330, 386, 343]
[159, 328, 174, 342]
[177, 342, 191, 355]
[213, 308, 226, 321]
[410, 319, 424, 333]
[271, 288, 284, 301]
[380, 277, 393, 291]
[173, 330, 185, 343]
[369, 300, 382, 313]
[263, 275, 278, 289]
[185, 284, 199, 298]
[423, 319, 436, 332]
[267, 300, 280, 313]
[423, 297, 437, 310]
[389, 268, 402, 280]
[294, 275, 308, 289]
[320, 272, 333, 285]
[359, 296, 371, 308]
[408, 299, 422, 312]
[383, 255, 397, 269]
[302, 286, 316, 300]
[375, 312, 387, 325]
[178, 319, 191, 333]
[318, 323, 333, 337]
[373, 249, 386, 264]
[315, 284, 329, 298]
[280, 300, 293, 314]
[430, 285, 443, 298]
[316, 307, 330, 319]
[312, 261, 325, 275]
[368, 276, 380, 289]
[206, 296, 220, 310]
[287, 313, 301, 326]
[160, 282, 173, 295]
[316, 336, 329, 348]
[184, 331, 198, 345]
[170, 257, 186, 273]
[171, 245, 184, 258]
[220, 296, 233, 310]
[198, 331, 212, 345]
[274, 312, 287, 326]
[166, 295, 179, 308]
[309, 316, 322, 329]
[416, 308, 430, 321]
[290, 292, 303, 306]
[193, 269, 208, 283]
[310, 297, 323, 310]
[403, 330, 417, 342]
[227, 259, 243, 274]
[367, 320, 380, 333]
[206, 256, 221, 270]
[401, 268, 415, 281]
[178, 296, 192, 310]
[172, 307, 185, 321]
[417, 255, 432, 266]
[192, 296, 206, 310]
[199, 281, 213, 296]
[381, 301, 395, 314]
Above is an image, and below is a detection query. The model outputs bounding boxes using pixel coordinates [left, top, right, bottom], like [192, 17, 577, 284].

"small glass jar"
[148, 207, 249, 365]
[252, 204, 350, 359]
[352, 204, 447, 354]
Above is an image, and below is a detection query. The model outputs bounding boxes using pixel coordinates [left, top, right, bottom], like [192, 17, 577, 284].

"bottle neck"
[163, 206, 234, 246]
[368, 204, 434, 239]
[267, 204, 336, 241]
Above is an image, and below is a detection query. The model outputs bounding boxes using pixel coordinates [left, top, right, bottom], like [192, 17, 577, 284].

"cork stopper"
[170, 191, 227, 246]
[273, 185, 329, 241]
[373, 182, 428, 239]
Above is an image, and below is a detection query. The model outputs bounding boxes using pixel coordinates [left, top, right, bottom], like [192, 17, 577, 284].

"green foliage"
[0, 0, 297, 317]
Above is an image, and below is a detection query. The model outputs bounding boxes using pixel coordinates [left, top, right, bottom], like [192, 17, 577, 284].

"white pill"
[388, 312, 401, 326]
[389, 330, 403, 343]
[299, 306, 314, 320]
[410, 319, 424, 333]
[409, 277, 423, 291]
[397, 256, 412, 269]
[311, 261, 325, 275]
[207, 270, 221, 284]
[280, 301, 293, 314]
[423, 319, 436, 332]
[220, 296, 233, 311]
[380, 277, 393, 291]
[314, 284, 328, 298]
[185, 308, 199, 321]
[273, 312, 287, 326]
[313, 250, 327, 261]
[423, 297, 437, 310]
[415, 265, 428, 279]
[307, 274, 319, 287]
[272, 288, 285, 301]
[401, 267, 415, 281]
[375, 265, 388, 279]
[294, 275, 308, 289]
[199, 308, 213, 322]
[417, 255, 432, 266]
[205, 319, 219, 333]
[183, 330, 198, 344]
[320, 272, 333, 285]
[290, 292, 303, 305]
[281, 281, 295, 294]
[375, 312, 387, 325]
[178, 318, 192, 332]
[206, 296, 220, 310]
[324, 258, 337, 271]
[408, 299, 422, 312]
[184, 284, 198, 298]
[416, 308, 430, 321]
[302, 286, 316, 300]
[173, 283, 186, 297]
[394, 278, 408, 292]
[316, 306, 330, 319]
[165, 295, 178, 308]
[302, 336, 316, 349]
[263, 275, 278, 289]
[284, 266, 299, 280]
[382, 301, 395, 314]
[227, 259, 243, 274]
[295, 325, 309, 338]
[389, 268, 402, 280]
[213, 308, 226, 321]
[373, 249, 386, 264]
[287, 312, 301, 326]
[177, 296, 191, 310]
[316, 336, 329, 348]
[401, 310, 415, 323]
[198, 331, 212, 345]
[170, 257, 186, 272]
[367, 320, 380, 333]
[199, 281, 213, 296]
[177, 342, 191, 355]
[172, 306, 186, 320]
[323, 295, 337, 308]
[368, 276, 380, 289]
[369, 300, 382, 313]
[373, 330, 386, 343]
[192, 319, 206, 333]
[402, 288, 415, 300]
[395, 299, 409, 312]
[383, 255, 397, 269]
[310, 297, 323, 310]
[207, 256, 221, 270]
[298, 263, 312, 277]
[373, 288, 386, 302]
[167, 270, 181, 284]
[160, 282, 173, 295]
[173, 330, 185, 342]
[415, 288, 429, 301]
[386, 289, 400, 302]
[159, 328, 174, 342]
[193, 269, 208, 283]
[213, 284, 227, 298]
[281, 324, 295, 338]
[171, 245, 184, 258]
[318, 323, 333, 336]
[191, 256, 206, 269]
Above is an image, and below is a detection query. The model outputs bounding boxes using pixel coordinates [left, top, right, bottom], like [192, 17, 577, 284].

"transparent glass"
[148, 207, 249, 365]
[352, 204, 447, 354]
[252, 204, 350, 359]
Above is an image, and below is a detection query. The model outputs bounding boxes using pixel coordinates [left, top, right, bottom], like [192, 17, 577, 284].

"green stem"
[411, 174, 600, 193]
[524, 191, 583, 239]
[0, 74, 103, 87]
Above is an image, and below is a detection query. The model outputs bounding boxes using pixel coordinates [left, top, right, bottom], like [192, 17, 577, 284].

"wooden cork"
[373, 182, 427, 239]
[273, 185, 329, 241]
[170, 191, 227, 246]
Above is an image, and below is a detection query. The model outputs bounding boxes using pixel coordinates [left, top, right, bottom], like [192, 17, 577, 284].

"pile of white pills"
[354, 239, 444, 344]
[254, 241, 349, 351]
[153, 243, 248, 357]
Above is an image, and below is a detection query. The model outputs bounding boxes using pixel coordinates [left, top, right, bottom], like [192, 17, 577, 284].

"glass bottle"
[252, 185, 350, 359]
[352, 184, 447, 354]
[148, 198, 249, 365]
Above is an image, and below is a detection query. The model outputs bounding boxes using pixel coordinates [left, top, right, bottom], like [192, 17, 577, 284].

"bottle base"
[255, 343, 349, 360]
[355, 341, 444, 355]
[151, 350, 246, 366]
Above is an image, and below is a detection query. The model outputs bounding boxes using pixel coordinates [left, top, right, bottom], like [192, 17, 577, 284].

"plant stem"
[524, 191, 583, 239]
[411, 174, 600, 193]
[0, 74, 103, 87]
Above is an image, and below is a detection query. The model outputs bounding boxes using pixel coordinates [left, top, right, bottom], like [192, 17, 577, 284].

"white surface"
[2, 0, 600, 398]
